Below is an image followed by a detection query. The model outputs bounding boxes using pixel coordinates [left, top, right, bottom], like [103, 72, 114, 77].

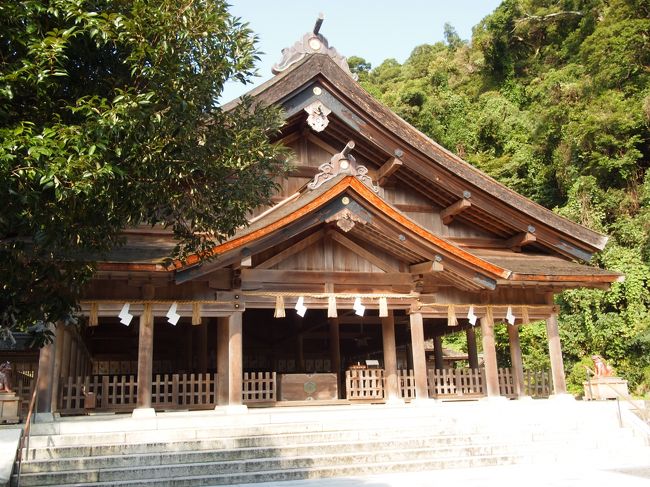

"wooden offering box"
[279, 373, 338, 401]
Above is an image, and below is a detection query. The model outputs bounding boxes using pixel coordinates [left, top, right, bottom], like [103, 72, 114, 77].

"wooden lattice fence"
[242, 372, 276, 403]
[398, 369, 417, 400]
[345, 369, 384, 400]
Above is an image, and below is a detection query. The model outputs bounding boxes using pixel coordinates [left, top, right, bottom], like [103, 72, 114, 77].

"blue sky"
[221, 0, 503, 102]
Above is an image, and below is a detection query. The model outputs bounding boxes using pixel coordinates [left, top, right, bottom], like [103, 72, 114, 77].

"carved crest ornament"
[304, 100, 331, 132]
[307, 140, 380, 194]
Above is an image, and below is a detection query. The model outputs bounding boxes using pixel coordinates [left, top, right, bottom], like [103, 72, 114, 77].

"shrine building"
[11, 19, 622, 418]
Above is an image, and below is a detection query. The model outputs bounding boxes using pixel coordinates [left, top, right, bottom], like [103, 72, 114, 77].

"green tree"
[0, 0, 289, 344]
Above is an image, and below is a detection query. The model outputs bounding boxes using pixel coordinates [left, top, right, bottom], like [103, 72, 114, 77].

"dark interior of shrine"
[81, 309, 454, 376]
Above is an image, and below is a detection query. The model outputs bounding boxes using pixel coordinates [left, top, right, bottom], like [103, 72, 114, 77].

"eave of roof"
[171, 175, 512, 282]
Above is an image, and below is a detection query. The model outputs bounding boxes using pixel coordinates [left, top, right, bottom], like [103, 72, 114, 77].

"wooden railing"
[428, 368, 484, 398]
[58, 372, 277, 413]
[498, 368, 517, 398]
[242, 372, 276, 403]
[345, 369, 384, 400]
[12, 362, 38, 418]
[398, 369, 416, 400]
[152, 374, 216, 409]
[59, 375, 138, 413]
[55, 368, 552, 413]
[524, 369, 552, 397]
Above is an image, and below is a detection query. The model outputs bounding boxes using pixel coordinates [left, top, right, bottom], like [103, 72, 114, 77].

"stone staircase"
[12, 399, 650, 486]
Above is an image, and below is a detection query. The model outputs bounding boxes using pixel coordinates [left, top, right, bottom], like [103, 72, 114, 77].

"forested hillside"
[350, 0, 650, 393]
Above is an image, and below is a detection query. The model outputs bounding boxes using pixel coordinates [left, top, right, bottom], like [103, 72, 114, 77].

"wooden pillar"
[409, 313, 429, 399]
[75, 341, 83, 380]
[36, 342, 55, 413]
[296, 335, 305, 373]
[329, 318, 341, 374]
[198, 319, 208, 374]
[69, 338, 78, 380]
[381, 312, 400, 401]
[35, 327, 56, 417]
[217, 317, 229, 405]
[60, 328, 72, 380]
[136, 304, 154, 411]
[480, 308, 500, 397]
[433, 336, 444, 371]
[50, 323, 65, 412]
[328, 318, 341, 397]
[546, 312, 568, 395]
[186, 324, 194, 372]
[217, 313, 244, 407]
[466, 327, 479, 369]
[507, 324, 526, 397]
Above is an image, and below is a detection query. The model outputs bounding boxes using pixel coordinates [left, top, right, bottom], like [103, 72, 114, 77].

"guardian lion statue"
[591, 355, 614, 378]
[0, 361, 13, 393]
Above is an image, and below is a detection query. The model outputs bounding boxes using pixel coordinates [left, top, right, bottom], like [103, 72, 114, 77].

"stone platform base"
[0, 392, 20, 424]
[584, 377, 629, 400]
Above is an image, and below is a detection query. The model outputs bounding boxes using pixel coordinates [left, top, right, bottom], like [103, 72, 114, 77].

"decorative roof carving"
[307, 141, 380, 193]
[325, 208, 368, 232]
[272, 13, 356, 79]
[304, 100, 331, 132]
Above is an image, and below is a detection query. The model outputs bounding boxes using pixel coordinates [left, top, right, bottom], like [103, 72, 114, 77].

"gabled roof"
[95, 37, 620, 291]
[171, 166, 620, 289]
[224, 53, 609, 260]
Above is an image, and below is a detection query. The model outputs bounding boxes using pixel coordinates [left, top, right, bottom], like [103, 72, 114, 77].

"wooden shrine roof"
[93, 30, 622, 293]
[224, 53, 608, 259]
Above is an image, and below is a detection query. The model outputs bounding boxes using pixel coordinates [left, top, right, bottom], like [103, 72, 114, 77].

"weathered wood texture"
[151, 373, 216, 408]
[243, 372, 276, 403]
[398, 369, 417, 400]
[345, 369, 384, 400]
[546, 312, 567, 395]
[279, 373, 337, 401]
[381, 314, 400, 401]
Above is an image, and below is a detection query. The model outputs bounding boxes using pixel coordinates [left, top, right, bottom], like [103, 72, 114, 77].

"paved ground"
[233, 463, 650, 487]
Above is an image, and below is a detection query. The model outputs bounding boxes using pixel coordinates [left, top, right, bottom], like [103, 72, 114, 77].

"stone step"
[17, 444, 650, 487]
[16, 432, 648, 486]
[15, 439, 630, 487]
[21, 431, 633, 473]
[24, 408, 623, 449]
[21, 421, 632, 462]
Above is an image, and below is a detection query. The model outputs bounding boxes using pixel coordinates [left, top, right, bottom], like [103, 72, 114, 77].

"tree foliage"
[0, 0, 289, 344]
[357, 0, 650, 393]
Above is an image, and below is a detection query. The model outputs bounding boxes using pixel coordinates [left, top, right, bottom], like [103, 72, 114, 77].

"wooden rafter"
[506, 232, 537, 252]
[441, 198, 472, 225]
[327, 229, 399, 273]
[409, 260, 443, 274]
[256, 229, 325, 269]
[374, 156, 403, 186]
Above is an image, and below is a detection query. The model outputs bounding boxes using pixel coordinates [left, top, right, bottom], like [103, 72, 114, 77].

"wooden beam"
[393, 203, 434, 213]
[289, 165, 319, 179]
[328, 230, 399, 273]
[441, 198, 471, 225]
[506, 231, 537, 252]
[307, 132, 339, 156]
[375, 156, 403, 186]
[208, 269, 233, 290]
[241, 269, 413, 286]
[409, 260, 443, 274]
[256, 230, 325, 269]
